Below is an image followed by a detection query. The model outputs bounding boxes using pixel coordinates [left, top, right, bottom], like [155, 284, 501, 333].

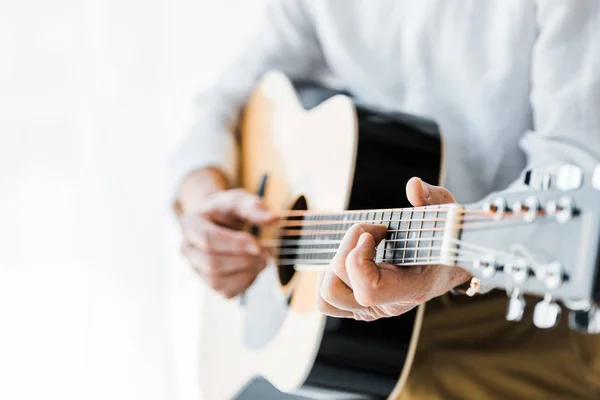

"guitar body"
[199, 71, 442, 399]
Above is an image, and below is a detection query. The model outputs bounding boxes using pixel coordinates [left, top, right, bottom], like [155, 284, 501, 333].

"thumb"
[201, 189, 275, 227]
[346, 232, 408, 307]
[406, 177, 456, 207]
[346, 232, 382, 306]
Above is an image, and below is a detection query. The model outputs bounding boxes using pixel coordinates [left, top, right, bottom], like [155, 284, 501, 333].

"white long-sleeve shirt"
[172, 0, 600, 203]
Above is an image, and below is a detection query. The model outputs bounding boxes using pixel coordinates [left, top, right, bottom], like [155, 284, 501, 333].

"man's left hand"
[317, 177, 472, 321]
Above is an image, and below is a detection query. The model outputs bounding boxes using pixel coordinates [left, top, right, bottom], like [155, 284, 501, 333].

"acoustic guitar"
[198, 71, 600, 400]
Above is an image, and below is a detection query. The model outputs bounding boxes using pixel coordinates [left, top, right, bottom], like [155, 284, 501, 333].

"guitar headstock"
[457, 165, 600, 333]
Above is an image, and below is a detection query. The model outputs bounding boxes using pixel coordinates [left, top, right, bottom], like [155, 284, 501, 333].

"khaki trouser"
[400, 292, 600, 400]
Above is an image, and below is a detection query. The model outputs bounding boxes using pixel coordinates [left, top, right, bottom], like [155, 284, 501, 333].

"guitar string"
[282, 252, 481, 267]
[263, 236, 444, 247]
[277, 214, 492, 228]
[273, 236, 529, 268]
[277, 247, 474, 265]
[274, 236, 447, 255]
[272, 215, 529, 238]
[261, 217, 538, 249]
[277, 247, 479, 265]
[276, 205, 485, 217]
[291, 256, 477, 269]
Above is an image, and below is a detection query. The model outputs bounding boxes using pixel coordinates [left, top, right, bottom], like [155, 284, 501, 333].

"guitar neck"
[275, 205, 460, 268]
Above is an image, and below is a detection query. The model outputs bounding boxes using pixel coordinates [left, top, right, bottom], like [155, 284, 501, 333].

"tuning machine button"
[506, 289, 526, 322]
[473, 256, 498, 278]
[523, 197, 540, 222]
[505, 259, 530, 284]
[569, 306, 600, 334]
[535, 261, 564, 290]
[533, 294, 562, 329]
[545, 199, 558, 215]
[556, 196, 576, 223]
[541, 173, 552, 191]
[556, 165, 583, 191]
[593, 165, 600, 190]
[512, 201, 527, 215]
[483, 198, 509, 220]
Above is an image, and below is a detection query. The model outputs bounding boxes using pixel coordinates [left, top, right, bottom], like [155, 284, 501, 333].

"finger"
[200, 189, 276, 226]
[181, 242, 267, 276]
[406, 177, 456, 207]
[319, 267, 363, 312]
[316, 269, 354, 318]
[346, 232, 433, 306]
[330, 223, 387, 287]
[182, 217, 262, 255]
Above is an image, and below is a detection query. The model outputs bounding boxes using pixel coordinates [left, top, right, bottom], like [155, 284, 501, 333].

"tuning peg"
[593, 165, 600, 190]
[533, 294, 561, 329]
[535, 261, 564, 290]
[523, 197, 540, 222]
[483, 198, 509, 220]
[505, 259, 530, 285]
[473, 256, 498, 278]
[506, 289, 526, 322]
[569, 307, 600, 334]
[556, 165, 583, 191]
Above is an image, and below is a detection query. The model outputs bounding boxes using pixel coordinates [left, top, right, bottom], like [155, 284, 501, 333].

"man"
[173, 1, 600, 399]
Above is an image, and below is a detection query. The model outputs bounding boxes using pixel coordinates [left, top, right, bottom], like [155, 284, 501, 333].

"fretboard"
[276, 206, 450, 267]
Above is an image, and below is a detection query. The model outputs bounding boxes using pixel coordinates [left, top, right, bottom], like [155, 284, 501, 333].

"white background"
[0, 0, 265, 399]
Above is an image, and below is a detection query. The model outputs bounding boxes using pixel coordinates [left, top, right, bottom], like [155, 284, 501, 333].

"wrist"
[175, 167, 228, 215]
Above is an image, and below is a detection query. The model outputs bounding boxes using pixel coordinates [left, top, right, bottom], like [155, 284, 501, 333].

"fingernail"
[420, 179, 431, 199]
[245, 242, 261, 255]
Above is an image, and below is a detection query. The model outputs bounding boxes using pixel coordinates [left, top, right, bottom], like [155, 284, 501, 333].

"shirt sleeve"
[170, 0, 329, 194]
[509, 1, 600, 191]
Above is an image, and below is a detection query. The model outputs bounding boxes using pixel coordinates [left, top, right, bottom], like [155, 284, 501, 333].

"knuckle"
[204, 275, 222, 291]
[443, 191, 454, 203]
[202, 256, 220, 276]
[204, 252, 217, 265]
[180, 242, 189, 257]
[243, 193, 261, 207]
[201, 229, 213, 249]
[319, 281, 335, 304]
[330, 260, 346, 278]
[355, 288, 377, 307]
[179, 212, 194, 227]
[228, 188, 247, 201]
[316, 296, 330, 314]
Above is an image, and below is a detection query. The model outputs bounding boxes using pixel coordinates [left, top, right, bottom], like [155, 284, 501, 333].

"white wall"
[0, 0, 264, 399]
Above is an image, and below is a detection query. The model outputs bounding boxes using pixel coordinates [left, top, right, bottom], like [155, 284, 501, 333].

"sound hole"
[277, 195, 308, 287]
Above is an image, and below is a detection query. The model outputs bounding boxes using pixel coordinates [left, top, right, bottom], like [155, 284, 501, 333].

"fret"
[390, 209, 401, 264]
[327, 213, 341, 263]
[427, 209, 436, 263]
[420, 208, 435, 264]
[414, 208, 424, 263]
[383, 210, 393, 262]
[358, 211, 366, 226]
[401, 209, 412, 263]
[308, 214, 317, 261]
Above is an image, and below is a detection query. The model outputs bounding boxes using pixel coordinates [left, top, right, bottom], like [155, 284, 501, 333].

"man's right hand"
[176, 168, 275, 298]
